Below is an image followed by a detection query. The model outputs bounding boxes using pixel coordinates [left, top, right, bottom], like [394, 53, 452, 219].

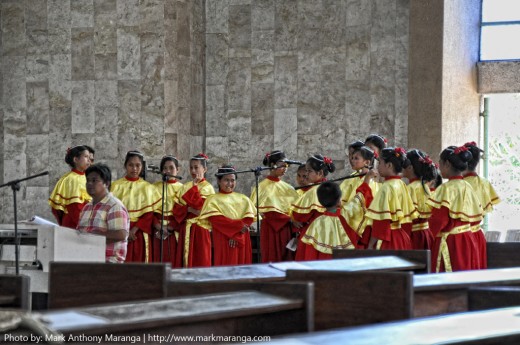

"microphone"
[282, 159, 304, 166]
[147, 165, 183, 180]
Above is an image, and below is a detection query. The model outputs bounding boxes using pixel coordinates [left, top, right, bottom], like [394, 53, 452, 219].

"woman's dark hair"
[365, 134, 387, 152]
[348, 140, 365, 151]
[124, 150, 144, 167]
[405, 149, 437, 181]
[85, 163, 112, 189]
[317, 182, 342, 208]
[380, 147, 408, 173]
[65, 145, 89, 168]
[160, 155, 179, 171]
[404, 149, 437, 192]
[440, 146, 473, 173]
[463, 142, 484, 171]
[307, 154, 336, 176]
[263, 150, 286, 167]
[190, 153, 209, 168]
[433, 169, 443, 189]
[215, 165, 237, 180]
[84, 145, 95, 155]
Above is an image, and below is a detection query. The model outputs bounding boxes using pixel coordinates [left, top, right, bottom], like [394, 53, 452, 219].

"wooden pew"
[0, 274, 30, 310]
[32, 288, 311, 340]
[249, 307, 520, 345]
[279, 266, 520, 330]
[413, 267, 520, 317]
[469, 286, 520, 311]
[48, 262, 170, 309]
[168, 281, 314, 331]
[285, 270, 413, 331]
[333, 249, 431, 273]
[486, 242, 520, 268]
[168, 256, 426, 284]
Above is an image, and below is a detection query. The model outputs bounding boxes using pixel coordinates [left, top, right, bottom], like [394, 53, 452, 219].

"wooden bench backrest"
[469, 286, 520, 311]
[487, 242, 520, 268]
[167, 281, 314, 332]
[485, 230, 501, 242]
[333, 249, 430, 273]
[0, 274, 30, 310]
[43, 291, 308, 337]
[285, 270, 413, 331]
[48, 262, 170, 309]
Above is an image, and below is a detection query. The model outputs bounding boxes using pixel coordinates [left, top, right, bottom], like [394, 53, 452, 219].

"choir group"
[47, 134, 500, 273]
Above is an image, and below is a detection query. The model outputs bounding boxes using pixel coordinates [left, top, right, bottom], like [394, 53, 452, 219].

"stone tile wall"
[205, 0, 409, 193]
[0, 0, 408, 222]
[0, 0, 205, 222]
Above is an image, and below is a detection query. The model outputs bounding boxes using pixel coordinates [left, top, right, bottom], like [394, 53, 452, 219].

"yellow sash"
[435, 224, 472, 273]
[48, 170, 91, 212]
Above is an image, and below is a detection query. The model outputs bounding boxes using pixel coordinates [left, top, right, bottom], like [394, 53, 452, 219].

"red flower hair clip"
[453, 146, 468, 155]
[374, 152, 379, 159]
[420, 156, 433, 165]
[197, 152, 209, 160]
[323, 156, 333, 165]
[265, 152, 271, 159]
[394, 147, 407, 157]
[383, 137, 388, 144]
[464, 141, 477, 148]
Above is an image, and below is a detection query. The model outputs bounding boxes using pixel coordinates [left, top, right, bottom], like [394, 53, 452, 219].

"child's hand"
[364, 168, 379, 183]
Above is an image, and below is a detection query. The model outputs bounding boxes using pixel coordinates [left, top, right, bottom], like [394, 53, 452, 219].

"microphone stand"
[294, 172, 367, 190]
[0, 171, 49, 275]
[216, 166, 276, 263]
[148, 169, 183, 262]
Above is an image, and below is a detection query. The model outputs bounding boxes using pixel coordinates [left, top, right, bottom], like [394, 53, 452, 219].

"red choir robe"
[173, 180, 215, 267]
[152, 179, 183, 266]
[111, 176, 162, 263]
[427, 176, 483, 272]
[464, 172, 501, 269]
[48, 169, 91, 229]
[366, 176, 418, 250]
[251, 176, 299, 262]
[191, 191, 258, 266]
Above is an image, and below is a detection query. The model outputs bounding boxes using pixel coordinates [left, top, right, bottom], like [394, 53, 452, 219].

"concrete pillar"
[409, 0, 481, 159]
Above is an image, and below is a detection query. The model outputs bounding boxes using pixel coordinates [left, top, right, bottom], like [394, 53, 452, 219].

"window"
[480, 0, 520, 61]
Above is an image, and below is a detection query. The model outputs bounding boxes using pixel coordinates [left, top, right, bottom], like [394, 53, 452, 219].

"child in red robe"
[427, 145, 483, 272]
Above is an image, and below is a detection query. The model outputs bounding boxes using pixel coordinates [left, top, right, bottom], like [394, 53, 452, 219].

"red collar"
[72, 169, 85, 175]
[385, 176, 401, 181]
[267, 176, 280, 182]
[409, 178, 419, 183]
[125, 176, 140, 182]
[449, 176, 463, 180]
[167, 179, 178, 184]
[324, 210, 340, 217]
[464, 172, 478, 177]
